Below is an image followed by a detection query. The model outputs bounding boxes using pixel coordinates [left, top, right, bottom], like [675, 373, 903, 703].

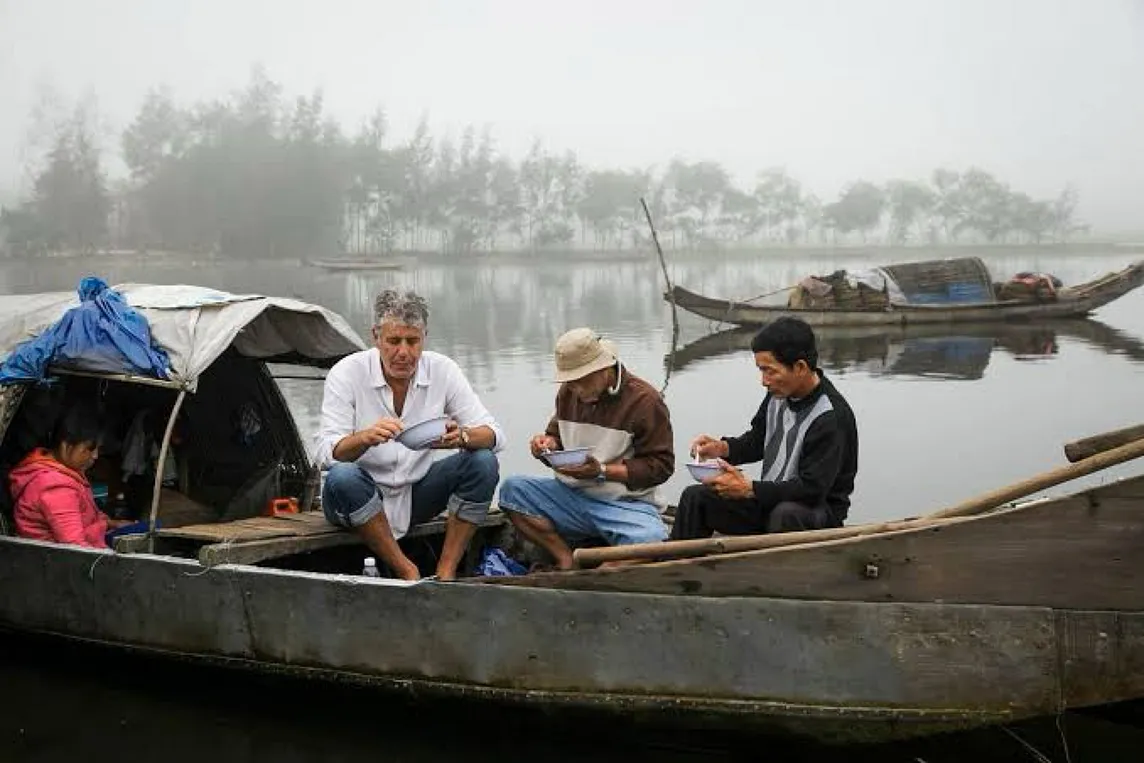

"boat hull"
[308, 259, 403, 271]
[0, 535, 1114, 743]
[662, 318, 1136, 378]
[499, 476, 1144, 610]
[667, 260, 1144, 327]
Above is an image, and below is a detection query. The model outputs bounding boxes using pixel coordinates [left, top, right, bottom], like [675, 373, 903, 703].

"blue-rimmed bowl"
[542, 447, 594, 468]
[686, 461, 724, 482]
[395, 416, 449, 450]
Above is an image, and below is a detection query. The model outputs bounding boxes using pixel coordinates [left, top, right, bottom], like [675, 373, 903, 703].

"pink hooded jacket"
[8, 448, 108, 548]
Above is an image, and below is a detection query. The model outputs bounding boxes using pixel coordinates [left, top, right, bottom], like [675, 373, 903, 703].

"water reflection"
[5, 252, 1142, 379]
[5, 252, 1144, 523]
[665, 318, 1144, 382]
[4, 630, 1143, 763]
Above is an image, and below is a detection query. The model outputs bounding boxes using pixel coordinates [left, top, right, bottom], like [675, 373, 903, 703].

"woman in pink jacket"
[9, 404, 122, 548]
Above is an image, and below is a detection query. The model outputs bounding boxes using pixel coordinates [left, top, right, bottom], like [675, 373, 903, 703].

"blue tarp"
[476, 547, 528, 577]
[0, 277, 170, 384]
[902, 281, 993, 305]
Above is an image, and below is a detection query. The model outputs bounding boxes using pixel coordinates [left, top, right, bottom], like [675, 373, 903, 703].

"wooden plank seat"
[133, 508, 509, 568]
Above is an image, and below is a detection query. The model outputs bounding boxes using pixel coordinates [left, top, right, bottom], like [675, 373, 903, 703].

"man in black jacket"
[670, 317, 858, 539]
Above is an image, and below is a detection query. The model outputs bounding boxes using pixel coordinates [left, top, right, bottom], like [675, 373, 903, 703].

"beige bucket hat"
[553, 328, 620, 383]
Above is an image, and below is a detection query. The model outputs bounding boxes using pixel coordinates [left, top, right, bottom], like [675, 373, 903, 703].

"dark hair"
[51, 404, 104, 449]
[750, 317, 819, 369]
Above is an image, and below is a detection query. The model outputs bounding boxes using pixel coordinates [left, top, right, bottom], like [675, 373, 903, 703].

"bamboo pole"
[147, 388, 188, 553]
[573, 516, 965, 568]
[642, 196, 682, 393]
[925, 435, 1144, 519]
[1063, 423, 1144, 463]
[641, 197, 678, 346]
[573, 435, 1144, 568]
[51, 367, 184, 390]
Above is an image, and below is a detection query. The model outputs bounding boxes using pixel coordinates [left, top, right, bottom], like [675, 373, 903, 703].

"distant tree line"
[1, 68, 1087, 259]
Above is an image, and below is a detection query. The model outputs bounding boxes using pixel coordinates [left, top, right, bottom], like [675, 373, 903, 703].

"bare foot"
[394, 561, 421, 581]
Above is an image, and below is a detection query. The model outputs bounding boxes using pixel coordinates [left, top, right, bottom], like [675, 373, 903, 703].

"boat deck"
[117, 509, 509, 568]
[158, 510, 338, 544]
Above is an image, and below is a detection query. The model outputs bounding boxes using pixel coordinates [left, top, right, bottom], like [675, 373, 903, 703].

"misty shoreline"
[5, 240, 1141, 267]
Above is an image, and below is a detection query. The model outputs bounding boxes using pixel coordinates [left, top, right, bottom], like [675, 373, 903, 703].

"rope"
[711, 283, 800, 329]
[1000, 726, 1054, 763]
[1056, 713, 1072, 763]
[183, 537, 236, 577]
[739, 283, 799, 304]
[88, 553, 108, 580]
[183, 562, 218, 577]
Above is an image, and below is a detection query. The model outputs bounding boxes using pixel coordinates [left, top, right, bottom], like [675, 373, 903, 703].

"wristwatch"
[459, 427, 471, 449]
[595, 461, 608, 482]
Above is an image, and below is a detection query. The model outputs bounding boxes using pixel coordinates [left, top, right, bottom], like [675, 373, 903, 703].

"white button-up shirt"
[314, 348, 506, 537]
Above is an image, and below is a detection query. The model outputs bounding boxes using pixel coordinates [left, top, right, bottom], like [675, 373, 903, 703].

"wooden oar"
[1063, 423, 1144, 463]
[573, 435, 1144, 568]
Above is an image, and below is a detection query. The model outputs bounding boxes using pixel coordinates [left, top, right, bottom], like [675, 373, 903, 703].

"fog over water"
[2, 0, 1143, 231]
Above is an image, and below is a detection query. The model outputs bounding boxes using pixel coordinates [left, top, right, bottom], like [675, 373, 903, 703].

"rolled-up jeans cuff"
[448, 493, 489, 525]
[346, 491, 385, 528]
[495, 499, 539, 519]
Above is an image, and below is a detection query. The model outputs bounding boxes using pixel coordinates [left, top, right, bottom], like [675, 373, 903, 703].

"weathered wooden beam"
[112, 533, 151, 554]
[199, 531, 362, 567]
[196, 513, 509, 568]
[572, 517, 962, 569]
[1064, 423, 1144, 463]
[196, 521, 448, 567]
[532, 478, 1144, 607]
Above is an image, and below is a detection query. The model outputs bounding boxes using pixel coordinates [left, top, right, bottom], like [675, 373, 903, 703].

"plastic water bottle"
[362, 557, 380, 578]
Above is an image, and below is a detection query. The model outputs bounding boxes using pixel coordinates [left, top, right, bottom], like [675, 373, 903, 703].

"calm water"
[5, 248, 1144, 518]
[3, 248, 1144, 760]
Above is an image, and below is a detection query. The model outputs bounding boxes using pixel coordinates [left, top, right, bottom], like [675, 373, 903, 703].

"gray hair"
[373, 289, 429, 331]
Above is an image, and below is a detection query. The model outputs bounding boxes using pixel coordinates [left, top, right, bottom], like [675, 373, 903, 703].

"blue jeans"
[498, 476, 668, 546]
[322, 450, 499, 529]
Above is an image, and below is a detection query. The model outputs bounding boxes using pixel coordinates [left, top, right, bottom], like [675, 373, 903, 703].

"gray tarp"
[0, 284, 367, 389]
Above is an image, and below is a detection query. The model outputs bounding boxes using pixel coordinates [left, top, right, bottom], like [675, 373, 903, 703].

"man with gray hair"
[315, 289, 504, 581]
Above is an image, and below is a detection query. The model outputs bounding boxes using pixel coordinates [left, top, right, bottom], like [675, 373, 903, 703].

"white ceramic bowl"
[395, 416, 449, 450]
[542, 447, 594, 468]
[686, 461, 724, 482]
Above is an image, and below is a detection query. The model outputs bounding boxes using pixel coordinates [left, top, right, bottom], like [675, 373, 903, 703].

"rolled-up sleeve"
[314, 363, 357, 468]
[443, 359, 506, 452]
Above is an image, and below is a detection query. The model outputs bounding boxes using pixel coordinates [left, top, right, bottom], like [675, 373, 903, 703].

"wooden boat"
[664, 318, 1144, 380]
[667, 258, 1144, 327]
[309, 258, 403, 271]
[4, 284, 1144, 745]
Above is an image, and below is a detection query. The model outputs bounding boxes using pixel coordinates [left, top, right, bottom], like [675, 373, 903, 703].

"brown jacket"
[544, 366, 674, 507]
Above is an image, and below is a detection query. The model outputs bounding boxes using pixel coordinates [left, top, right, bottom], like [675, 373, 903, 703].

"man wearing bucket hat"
[498, 328, 675, 570]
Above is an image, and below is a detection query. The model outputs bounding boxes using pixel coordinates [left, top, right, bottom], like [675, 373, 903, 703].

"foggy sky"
[1, 0, 1142, 231]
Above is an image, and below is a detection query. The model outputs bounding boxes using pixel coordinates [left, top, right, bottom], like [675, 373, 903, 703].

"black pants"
[669, 484, 840, 540]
